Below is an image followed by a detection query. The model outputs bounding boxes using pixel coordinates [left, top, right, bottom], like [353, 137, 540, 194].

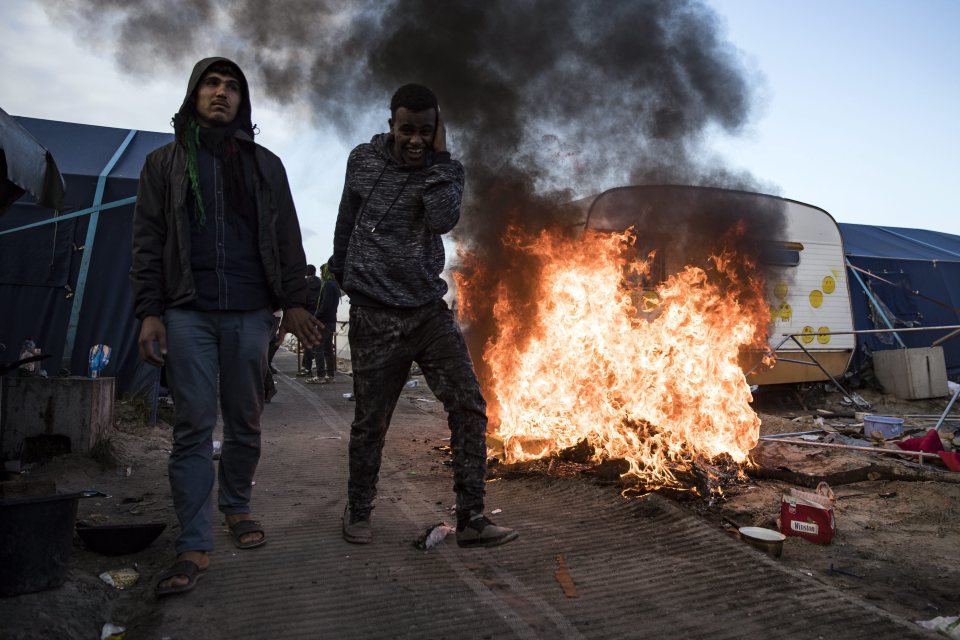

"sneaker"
[342, 505, 372, 544]
[323, 376, 334, 384]
[296, 368, 311, 377]
[456, 514, 519, 548]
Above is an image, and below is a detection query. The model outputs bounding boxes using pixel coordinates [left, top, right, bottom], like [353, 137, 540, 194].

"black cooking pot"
[0, 489, 106, 597]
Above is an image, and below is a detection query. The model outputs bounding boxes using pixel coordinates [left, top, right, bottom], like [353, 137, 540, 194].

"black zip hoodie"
[330, 132, 464, 308]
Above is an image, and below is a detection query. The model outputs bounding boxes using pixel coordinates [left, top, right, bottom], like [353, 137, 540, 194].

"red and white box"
[780, 486, 835, 545]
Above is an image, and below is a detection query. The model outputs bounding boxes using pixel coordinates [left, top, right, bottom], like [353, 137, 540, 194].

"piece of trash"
[99, 567, 140, 589]
[828, 563, 864, 579]
[88, 344, 112, 378]
[18, 338, 41, 375]
[314, 435, 342, 440]
[781, 482, 835, 544]
[407, 471, 417, 476]
[414, 522, 455, 550]
[342, 393, 354, 400]
[115, 466, 132, 477]
[101, 623, 126, 640]
[878, 491, 897, 499]
[554, 554, 578, 598]
[405, 379, 419, 388]
[212, 440, 222, 460]
[490, 508, 502, 515]
[916, 616, 960, 639]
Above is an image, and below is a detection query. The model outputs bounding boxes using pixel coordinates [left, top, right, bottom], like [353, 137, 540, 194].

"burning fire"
[457, 225, 771, 490]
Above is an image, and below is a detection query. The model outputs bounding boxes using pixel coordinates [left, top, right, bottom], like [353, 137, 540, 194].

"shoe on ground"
[296, 368, 311, 377]
[456, 514, 519, 548]
[323, 376, 334, 384]
[342, 505, 372, 544]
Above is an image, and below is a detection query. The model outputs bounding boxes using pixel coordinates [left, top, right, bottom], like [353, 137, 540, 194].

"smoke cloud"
[44, 0, 782, 386]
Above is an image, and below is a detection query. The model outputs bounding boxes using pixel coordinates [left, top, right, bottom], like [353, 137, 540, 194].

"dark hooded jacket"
[130, 56, 309, 319]
[329, 132, 464, 307]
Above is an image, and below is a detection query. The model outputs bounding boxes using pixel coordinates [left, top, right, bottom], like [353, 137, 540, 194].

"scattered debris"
[916, 616, 960, 639]
[781, 483, 835, 544]
[99, 567, 139, 589]
[828, 563, 864, 579]
[414, 522, 454, 550]
[553, 554, 578, 598]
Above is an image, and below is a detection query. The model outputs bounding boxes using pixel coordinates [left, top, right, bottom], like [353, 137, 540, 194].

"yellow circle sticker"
[822, 275, 836, 294]
[817, 326, 831, 344]
[809, 289, 823, 308]
[801, 326, 815, 344]
[774, 282, 788, 300]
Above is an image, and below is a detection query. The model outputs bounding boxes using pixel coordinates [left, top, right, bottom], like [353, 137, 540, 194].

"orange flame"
[463, 225, 770, 490]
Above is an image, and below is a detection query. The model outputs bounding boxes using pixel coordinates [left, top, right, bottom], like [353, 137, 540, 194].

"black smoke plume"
[45, 0, 782, 390]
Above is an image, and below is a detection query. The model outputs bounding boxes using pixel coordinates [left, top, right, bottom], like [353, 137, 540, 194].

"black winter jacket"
[130, 57, 309, 320]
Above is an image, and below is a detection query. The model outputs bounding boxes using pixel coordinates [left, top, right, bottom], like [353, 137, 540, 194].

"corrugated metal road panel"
[146, 366, 936, 640]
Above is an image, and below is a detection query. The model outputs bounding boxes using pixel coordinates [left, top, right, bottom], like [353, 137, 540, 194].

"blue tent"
[0, 116, 173, 392]
[840, 223, 960, 378]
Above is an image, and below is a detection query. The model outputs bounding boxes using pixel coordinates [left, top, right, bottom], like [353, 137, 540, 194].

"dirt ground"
[728, 385, 960, 624]
[2, 373, 958, 637]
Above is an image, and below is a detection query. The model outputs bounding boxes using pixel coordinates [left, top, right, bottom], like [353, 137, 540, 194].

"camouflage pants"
[347, 300, 487, 519]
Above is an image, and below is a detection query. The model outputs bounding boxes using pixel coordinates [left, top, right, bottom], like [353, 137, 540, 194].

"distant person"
[267, 309, 283, 375]
[329, 83, 517, 548]
[311, 260, 341, 383]
[299, 264, 324, 377]
[263, 309, 283, 402]
[130, 56, 322, 597]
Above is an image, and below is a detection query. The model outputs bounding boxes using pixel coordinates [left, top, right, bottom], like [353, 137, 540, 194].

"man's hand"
[281, 307, 323, 349]
[433, 109, 446, 153]
[138, 316, 166, 366]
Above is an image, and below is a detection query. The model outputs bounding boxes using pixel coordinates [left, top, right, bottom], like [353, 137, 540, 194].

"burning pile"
[458, 223, 772, 492]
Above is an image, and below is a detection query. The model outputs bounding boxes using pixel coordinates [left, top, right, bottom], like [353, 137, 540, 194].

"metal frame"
[750, 324, 960, 411]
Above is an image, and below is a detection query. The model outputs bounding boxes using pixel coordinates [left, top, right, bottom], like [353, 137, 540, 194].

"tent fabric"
[839, 223, 960, 378]
[0, 117, 173, 393]
[0, 107, 65, 213]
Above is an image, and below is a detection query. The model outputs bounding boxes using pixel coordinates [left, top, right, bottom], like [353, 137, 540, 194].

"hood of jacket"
[173, 56, 254, 141]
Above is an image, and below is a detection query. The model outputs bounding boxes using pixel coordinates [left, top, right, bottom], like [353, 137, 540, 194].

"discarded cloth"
[896, 429, 960, 472]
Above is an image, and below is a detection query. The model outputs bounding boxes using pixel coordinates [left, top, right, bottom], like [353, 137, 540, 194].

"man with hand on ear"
[330, 83, 518, 549]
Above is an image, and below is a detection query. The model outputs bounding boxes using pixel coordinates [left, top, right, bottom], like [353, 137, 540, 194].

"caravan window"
[760, 242, 803, 267]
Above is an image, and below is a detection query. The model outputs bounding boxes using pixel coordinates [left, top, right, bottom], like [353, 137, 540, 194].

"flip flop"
[154, 559, 207, 597]
[229, 519, 267, 549]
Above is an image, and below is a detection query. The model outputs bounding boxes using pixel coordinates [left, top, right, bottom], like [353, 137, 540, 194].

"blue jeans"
[163, 307, 274, 554]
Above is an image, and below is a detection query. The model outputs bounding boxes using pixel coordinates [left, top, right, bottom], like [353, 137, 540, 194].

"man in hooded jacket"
[131, 57, 322, 596]
[330, 83, 518, 548]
